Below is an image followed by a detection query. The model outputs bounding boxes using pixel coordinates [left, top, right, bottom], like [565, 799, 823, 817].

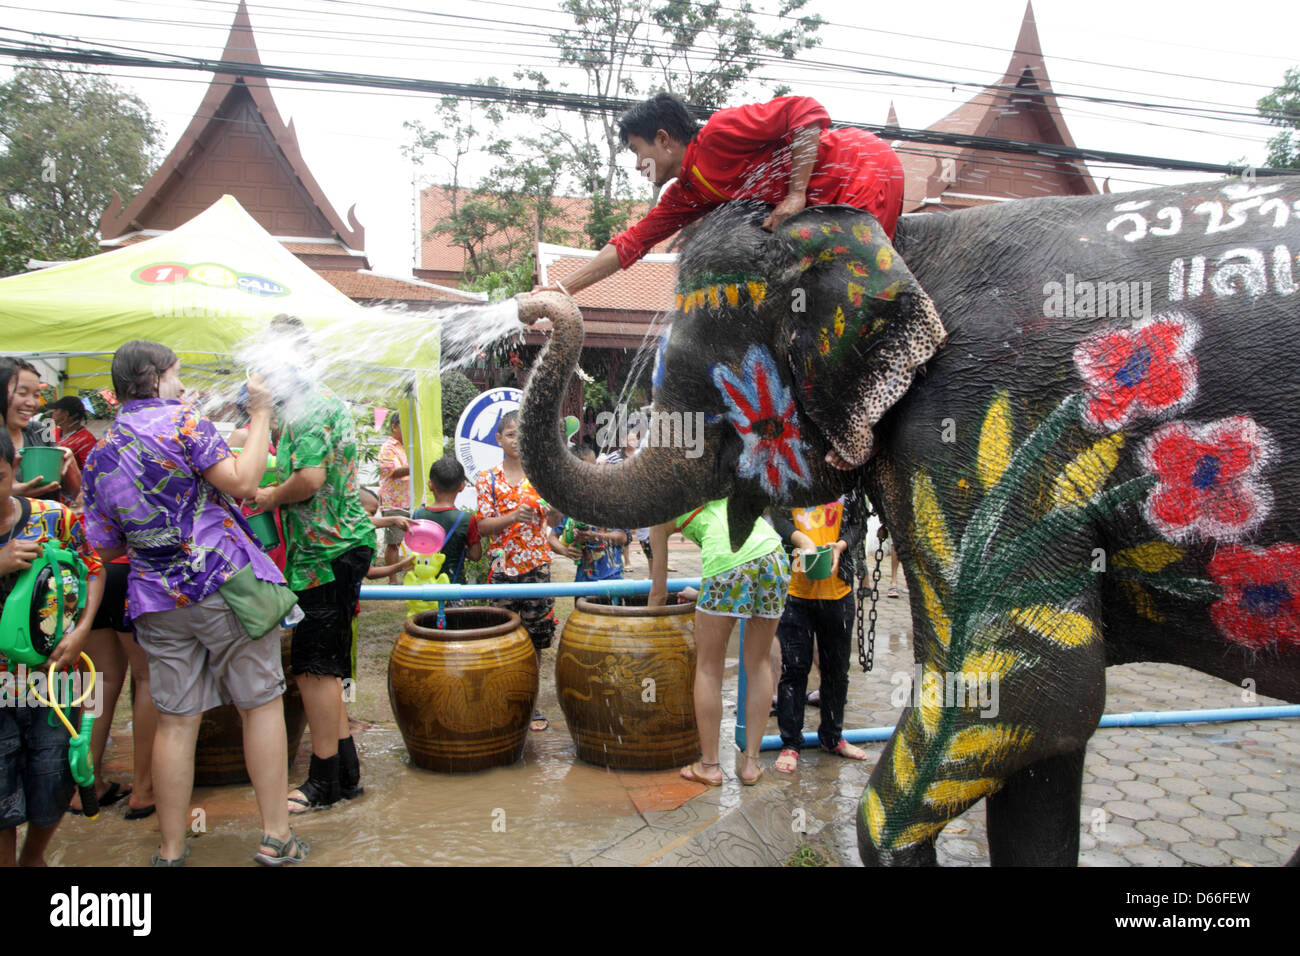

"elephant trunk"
[516, 292, 722, 529]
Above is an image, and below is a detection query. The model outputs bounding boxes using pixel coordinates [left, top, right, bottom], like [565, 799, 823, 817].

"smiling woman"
[0, 358, 79, 501]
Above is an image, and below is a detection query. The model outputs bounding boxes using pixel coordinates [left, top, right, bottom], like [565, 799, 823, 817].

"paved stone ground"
[51, 537, 1299, 867]
[620, 545, 1300, 867]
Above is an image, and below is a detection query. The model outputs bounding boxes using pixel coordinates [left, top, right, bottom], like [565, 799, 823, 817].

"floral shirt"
[0, 498, 103, 671]
[83, 399, 283, 619]
[475, 466, 551, 577]
[275, 386, 375, 591]
[377, 435, 409, 510]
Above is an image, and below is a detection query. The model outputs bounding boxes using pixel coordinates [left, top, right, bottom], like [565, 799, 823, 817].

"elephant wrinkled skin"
[517, 178, 1300, 866]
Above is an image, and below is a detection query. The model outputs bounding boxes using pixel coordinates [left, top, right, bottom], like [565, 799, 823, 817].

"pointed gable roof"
[99, 1, 366, 260]
[896, 1, 1096, 212]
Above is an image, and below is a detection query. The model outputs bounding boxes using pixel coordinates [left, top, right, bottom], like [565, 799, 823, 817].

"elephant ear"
[778, 206, 946, 468]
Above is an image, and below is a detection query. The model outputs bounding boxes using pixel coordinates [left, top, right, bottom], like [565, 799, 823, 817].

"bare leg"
[238, 698, 291, 842]
[122, 636, 157, 812]
[72, 627, 126, 810]
[152, 712, 202, 861]
[385, 543, 400, 585]
[17, 824, 59, 866]
[740, 615, 779, 781]
[686, 611, 733, 783]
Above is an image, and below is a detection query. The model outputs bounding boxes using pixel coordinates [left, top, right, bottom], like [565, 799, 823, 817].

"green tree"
[1258, 66, 1300, 169]
[440, 369, 481, 435]
[0, 68, 161, 275]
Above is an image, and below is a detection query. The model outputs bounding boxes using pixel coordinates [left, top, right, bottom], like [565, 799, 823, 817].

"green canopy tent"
[0, 194, 441, 503]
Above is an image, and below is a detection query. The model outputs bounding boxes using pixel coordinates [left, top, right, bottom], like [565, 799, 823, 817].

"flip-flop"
[774, 748, 800, 774]
[679, 762, 722, 787]
[738, 755, 764, 786]
[125, 804, 157, 821]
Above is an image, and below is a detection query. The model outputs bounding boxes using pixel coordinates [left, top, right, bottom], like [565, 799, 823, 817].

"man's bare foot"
[825, 739, 869, 760]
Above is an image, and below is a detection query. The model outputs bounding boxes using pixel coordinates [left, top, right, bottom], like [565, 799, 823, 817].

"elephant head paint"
[517, 177, 1300, 866]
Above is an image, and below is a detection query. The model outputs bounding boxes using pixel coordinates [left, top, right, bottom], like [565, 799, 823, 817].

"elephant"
[515, 174, 1300, 866]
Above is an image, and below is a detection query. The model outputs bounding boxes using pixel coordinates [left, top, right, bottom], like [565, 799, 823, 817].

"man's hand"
[254, 485, 276, 511]
[0, 539, 41, 575]
[647, 584, 668, 607]
[762, 190, 807, 231]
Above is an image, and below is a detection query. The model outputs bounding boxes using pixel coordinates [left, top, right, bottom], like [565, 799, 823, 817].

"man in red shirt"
[544, 92, 905, 294]
[46, 397, 97, 472]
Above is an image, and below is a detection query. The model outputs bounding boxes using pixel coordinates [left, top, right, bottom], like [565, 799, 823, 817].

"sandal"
[774, 748, 800, 774]
[887, 585, 900, 598]
[151, 844, 191, 867]
[738, 753, 764, 786]
[679, 761, 723, 787]
[254, 832, 310, 867]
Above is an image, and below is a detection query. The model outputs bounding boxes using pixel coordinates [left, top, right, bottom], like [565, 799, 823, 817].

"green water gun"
[31, 657, 99, 820]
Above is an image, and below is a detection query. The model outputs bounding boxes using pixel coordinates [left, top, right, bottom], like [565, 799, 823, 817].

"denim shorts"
[697, 549, 791, 619]
[0, 705, 75, 829]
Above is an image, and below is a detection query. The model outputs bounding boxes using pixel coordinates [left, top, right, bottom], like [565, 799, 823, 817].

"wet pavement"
[48, 539, 1300, 867]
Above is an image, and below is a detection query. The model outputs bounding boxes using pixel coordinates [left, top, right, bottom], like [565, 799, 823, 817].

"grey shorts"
[133, 591, 286, 716]
[380, 508, 409, 547]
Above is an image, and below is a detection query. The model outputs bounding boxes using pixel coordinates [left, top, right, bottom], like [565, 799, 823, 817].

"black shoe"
[338, 737, 364, 800]
[288, 754, 341, 814]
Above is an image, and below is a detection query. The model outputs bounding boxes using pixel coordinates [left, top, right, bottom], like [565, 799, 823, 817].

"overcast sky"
[2, 0, 1297, 275]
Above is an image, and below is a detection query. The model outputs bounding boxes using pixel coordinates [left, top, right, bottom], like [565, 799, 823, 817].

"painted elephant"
[516, 175, 1300, 866]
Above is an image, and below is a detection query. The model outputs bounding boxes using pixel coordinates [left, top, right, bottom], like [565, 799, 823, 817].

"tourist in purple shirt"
[82, 340, 307, 866]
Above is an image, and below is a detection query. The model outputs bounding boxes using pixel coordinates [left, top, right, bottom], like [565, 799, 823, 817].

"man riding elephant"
[538, 91, 940, 471]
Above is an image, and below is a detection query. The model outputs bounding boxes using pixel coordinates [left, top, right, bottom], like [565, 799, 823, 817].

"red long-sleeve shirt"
[610, 96, 905, 268]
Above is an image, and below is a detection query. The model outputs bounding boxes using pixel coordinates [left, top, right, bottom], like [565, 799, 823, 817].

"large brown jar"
[557, 596, 698, 770]
[388, 606, 538, 772]
[194, 631, 306, 786]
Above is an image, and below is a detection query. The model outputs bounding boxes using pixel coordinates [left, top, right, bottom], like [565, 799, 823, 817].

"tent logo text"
[132, 262, 289, 298]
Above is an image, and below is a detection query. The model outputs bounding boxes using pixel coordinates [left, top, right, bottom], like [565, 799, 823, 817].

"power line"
[1, 38, 1290, 178]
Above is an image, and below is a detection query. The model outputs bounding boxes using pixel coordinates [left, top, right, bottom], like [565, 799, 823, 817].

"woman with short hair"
[82, 340, 306, 866]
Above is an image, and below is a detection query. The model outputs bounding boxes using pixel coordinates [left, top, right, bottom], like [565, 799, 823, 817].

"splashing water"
[189, 298, 525, 421]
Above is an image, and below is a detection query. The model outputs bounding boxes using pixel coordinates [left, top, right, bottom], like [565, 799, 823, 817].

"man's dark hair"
[496, 410, 518, 435]
[0, 430, 13, 467]
[429, 456, 466, 492]
[111, 340, 179, 402]
[46, 396, 87, 423]
[618, 92, 699, 147]
[389, 411, 401, 430]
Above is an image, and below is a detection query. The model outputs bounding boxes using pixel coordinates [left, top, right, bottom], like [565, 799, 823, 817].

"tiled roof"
[539, 246, 677, 314]
[418, 185, 668, 274]
[281, 241, 355, 255]
[317, 270, 485, 303]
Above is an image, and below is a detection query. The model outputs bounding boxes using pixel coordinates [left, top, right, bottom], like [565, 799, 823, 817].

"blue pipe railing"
[360, 581, 1300, 753]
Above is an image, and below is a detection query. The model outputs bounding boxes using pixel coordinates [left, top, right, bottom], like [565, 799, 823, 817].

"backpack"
[0, 499, 89, 666]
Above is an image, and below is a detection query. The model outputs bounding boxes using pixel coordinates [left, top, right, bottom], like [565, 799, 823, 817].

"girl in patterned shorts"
[648, 498, 790, 787]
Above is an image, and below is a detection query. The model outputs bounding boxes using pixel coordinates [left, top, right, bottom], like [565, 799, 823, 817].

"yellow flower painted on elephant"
[818, 328, 831, 355]
[748, 281, 766, 306]
[977, 393, 1013, 491]
[847, 260, 869, 278]
[847, 281, 865, 307]
[1051, 433, 1124, 508]
[724, 284, 740, 306]
[852, 222, 873, 244]
[1009, 605, 1100, 647]
[912, 471, 955, 579]
[833, 305, 845, 338]
[876, 246, 894, 271]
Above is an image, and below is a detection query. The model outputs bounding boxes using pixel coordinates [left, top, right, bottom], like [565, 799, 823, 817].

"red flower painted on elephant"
[1139, 416, 1273, 543]
[1074, 315, 1199, 430]
[1208, 544, 1300, 649]
[710, 346, 811, 500]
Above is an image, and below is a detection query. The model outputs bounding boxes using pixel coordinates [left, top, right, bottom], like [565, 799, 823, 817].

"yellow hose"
[27, 653, 96, 737]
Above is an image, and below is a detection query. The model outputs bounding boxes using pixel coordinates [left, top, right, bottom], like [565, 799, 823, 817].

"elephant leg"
[857, 707, 1008, 867]
[986, 746, 1087, 866]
